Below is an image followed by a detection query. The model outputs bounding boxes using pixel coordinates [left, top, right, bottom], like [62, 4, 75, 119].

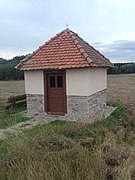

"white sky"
[0, 0, 135, 62]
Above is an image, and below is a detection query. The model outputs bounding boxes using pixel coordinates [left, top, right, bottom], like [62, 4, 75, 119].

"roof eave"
[19, 64, 114, 71]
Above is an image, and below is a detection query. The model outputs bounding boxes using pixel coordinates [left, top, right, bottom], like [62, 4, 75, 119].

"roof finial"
[66, 23, 69, 29]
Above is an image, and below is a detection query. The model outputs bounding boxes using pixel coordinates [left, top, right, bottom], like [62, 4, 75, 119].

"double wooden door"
[45, 72, 66, 115]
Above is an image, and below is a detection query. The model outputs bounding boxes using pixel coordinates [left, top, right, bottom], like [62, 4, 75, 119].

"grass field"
[0, 75, 135, 179]
[0, 105, 135, 179]
[107, 74, 135, 117]
[0, 80, 25, 100]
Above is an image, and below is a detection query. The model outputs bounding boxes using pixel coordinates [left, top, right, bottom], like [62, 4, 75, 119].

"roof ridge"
[15, 54, 31, 69]
[16, 29, 69, 69]
[67, 29, 97, 66]
[89, 45, 113, 65]
[83, 40, 111, 63]
[69, 29, 113, 66]
[16, 28, 113, 70]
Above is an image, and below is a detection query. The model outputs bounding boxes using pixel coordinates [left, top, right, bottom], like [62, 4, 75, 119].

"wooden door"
[45, 72, 66, 115]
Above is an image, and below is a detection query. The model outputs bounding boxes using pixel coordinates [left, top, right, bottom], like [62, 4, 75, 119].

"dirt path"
[0, 115, 55, 140]
[0, 105, 115, 140]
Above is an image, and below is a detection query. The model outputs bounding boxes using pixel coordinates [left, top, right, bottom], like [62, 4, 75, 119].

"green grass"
[0, 139, 9, 155]
[0, 104, 135, 179]
[9, 104, 26, 114]
[0, 100, 29, 129]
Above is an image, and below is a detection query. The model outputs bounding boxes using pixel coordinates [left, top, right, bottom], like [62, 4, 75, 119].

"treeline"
[0, 56, 135, 80]
[107, 62, 135, 74]
[0, 56, 25, 80]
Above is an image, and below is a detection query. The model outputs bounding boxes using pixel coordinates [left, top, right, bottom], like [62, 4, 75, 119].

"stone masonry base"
[26, 89, 114, 122]
[27, 94, 44, 115]
[66, 89, 107, 122]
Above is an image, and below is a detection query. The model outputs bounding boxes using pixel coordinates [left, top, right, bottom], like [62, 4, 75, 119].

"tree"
[107, 62, 135, 74]
[0, 55, 26, 80]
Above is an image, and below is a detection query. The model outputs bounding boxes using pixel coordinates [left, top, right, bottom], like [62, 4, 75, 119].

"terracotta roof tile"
[16, 28, 113, 70]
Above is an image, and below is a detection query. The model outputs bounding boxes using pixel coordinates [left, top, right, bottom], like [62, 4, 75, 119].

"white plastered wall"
[24, 70, 44, 94]
[66, 68, 107, 96]
[24, 68, 107, 96]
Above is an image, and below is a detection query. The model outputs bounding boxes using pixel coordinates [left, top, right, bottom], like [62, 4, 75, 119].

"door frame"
[44, 70, 67, 115]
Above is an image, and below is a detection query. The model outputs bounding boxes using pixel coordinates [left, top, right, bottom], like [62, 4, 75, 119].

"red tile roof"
[16, 28, 113, 70]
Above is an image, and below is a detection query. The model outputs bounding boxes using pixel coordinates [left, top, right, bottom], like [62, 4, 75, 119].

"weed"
[0, 100, 29, 129]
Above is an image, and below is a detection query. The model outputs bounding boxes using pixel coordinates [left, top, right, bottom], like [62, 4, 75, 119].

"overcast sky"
[0, 0, 135, 63]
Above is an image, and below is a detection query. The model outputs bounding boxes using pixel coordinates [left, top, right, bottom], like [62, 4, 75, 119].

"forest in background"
[108, 62, 135, 74]
[0, 56, 26, 80]
[0, 56, 135, 80]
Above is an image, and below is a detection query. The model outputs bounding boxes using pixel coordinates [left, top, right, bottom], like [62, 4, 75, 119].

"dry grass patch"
[0, 135, 106, 180]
